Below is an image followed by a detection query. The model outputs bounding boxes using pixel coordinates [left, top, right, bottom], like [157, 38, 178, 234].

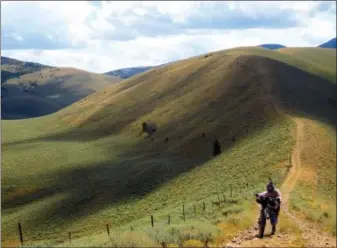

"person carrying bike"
[255, 181, 282, 238]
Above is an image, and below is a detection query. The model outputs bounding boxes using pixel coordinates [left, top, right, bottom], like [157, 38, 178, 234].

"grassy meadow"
[1, 46, 336, 246]
[2, 114, 295, 246]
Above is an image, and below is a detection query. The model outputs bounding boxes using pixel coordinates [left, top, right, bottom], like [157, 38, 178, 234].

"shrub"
[108, 231, 157, 247]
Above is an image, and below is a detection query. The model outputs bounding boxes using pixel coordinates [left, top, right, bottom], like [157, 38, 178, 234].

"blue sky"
[1, 1, 336, 73]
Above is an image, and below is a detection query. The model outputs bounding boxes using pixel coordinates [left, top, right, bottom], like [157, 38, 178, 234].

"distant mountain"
[1, 56, 52, 84]
[259, 44, 286, 50]
[318, 38, 336, 49]
[105, 66, 156, 79]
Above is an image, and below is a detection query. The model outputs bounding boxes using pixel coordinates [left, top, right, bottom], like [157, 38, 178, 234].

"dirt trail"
[280, 119, 303, 204]
[224, 118, 336, 247]
[281, 118, 336, 248]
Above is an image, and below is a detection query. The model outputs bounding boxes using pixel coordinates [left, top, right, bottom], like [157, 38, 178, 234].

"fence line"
[9, 182, 265, 247]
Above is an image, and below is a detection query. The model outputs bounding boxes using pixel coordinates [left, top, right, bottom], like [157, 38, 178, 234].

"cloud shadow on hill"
[2, 55, 336, 237]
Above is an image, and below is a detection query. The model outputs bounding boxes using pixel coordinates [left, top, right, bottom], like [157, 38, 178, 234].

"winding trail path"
[224, 118, 336, 247]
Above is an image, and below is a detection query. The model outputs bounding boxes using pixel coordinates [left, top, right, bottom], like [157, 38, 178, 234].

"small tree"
[213, 138, 221, 156]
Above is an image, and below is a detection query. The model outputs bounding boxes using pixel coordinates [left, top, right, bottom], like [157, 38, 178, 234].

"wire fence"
[3, 182, 267, 247]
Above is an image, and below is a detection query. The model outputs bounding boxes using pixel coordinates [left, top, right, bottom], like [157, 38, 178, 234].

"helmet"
[266, 182, 275, 193]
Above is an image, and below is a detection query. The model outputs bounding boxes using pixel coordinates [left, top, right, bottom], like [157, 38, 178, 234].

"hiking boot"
[258, 225, 265, 239]
[271, 226, 276, 235]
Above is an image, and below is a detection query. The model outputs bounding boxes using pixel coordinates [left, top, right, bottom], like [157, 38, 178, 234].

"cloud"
[1, 1, 336, 73]
[1, 1, 93, 49]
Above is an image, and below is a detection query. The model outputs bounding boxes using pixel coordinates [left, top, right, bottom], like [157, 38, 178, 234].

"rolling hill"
[1, 56, 52, 84]
[318, 37, 336, 49]
[2, 46, 336, 247]
[1, 61, 122, 119]
[102, 38, 336, 82]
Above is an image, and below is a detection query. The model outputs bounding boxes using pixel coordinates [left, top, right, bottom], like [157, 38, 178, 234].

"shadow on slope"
[265, 57, 336, 126]
[63, 55, 336, 140]
[4, 55, 336, 156]
[1, 72, 120, 119]
[2, 55, 336, 238]
[1, 77, 94, 119]
[2, 55, 289, 236]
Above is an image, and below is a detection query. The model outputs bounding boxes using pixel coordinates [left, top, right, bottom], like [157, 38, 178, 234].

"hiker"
[255, 181, 282, 238]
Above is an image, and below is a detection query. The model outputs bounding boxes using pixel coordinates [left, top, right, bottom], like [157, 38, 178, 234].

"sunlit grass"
[2, 45, 335, 246]
[1, 117, 295, 245]
[289, 119, 336, 236]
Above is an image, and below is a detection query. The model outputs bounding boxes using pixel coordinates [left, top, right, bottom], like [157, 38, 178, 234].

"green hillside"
[278, 47, 336, 83]
[2, 47, 336, 247]
[219, 46, 336, 83]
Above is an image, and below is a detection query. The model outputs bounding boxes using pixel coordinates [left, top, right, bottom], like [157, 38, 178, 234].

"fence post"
[18, 223, 24, 247]
[69, 232, 72, 244]
[168, 215, 171, 225]
[203, 201, 206, 211]
[151, 215, 154, 227]
[230, 184, 233, 197]
[106, 224, 110, 236]
[183, 204, 185, 222]
[216, 184, 220, 203]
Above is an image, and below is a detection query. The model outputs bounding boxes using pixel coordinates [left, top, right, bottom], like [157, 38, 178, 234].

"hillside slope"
[1, 67, 122, 119]
[318, 37, 336, 49]
[278, 47, 336, 83]
[2, 47, 336, 246]
[62, 47, 336, 136]
[1, 56, 52, 84]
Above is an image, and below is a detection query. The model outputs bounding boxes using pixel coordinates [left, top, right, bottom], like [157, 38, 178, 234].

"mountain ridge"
[318, 37, 336, 48]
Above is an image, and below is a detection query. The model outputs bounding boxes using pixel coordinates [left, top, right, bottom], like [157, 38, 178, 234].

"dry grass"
[1, 46, 336, 246]
[279, 47, 336, 81]
[289, 119, 336, 235]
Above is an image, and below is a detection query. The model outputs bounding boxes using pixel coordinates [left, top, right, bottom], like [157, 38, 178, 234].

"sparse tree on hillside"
[22, 81, 38, 94]
[139, 121, 157, 141]
[213, 137, 221, 157]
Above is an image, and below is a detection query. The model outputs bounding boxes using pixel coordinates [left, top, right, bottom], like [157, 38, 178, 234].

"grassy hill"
[278, 47, 336, 83]
[1, 47, 336, 247]
[1, 56, 52, 84]
[1, 65, 122, 119]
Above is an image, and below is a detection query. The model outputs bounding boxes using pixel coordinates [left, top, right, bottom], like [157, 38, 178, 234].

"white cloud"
[1, 1, 336, 73]
[6, 33, 24, 42]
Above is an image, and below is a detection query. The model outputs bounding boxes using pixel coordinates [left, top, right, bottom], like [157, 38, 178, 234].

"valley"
[1, 46, 336, 247]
